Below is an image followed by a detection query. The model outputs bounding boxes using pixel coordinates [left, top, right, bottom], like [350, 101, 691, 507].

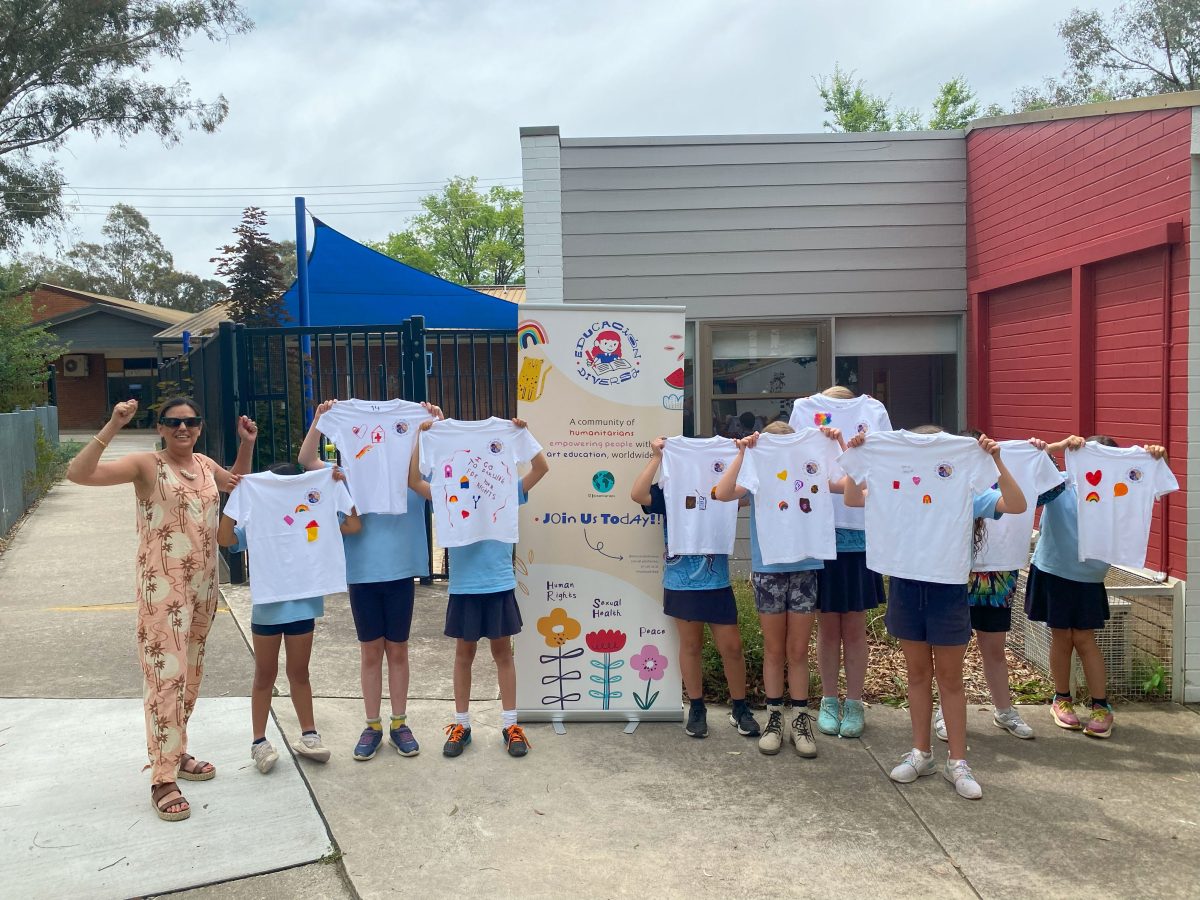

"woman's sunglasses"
[160, 416, 203, 428]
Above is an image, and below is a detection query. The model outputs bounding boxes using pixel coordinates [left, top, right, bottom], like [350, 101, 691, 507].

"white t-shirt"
[223, 468, 355, 605]
[790, 394, 891, 529]
[736, 429, 839, 564]
[838, 431, 999, 585]
[660, 436, 740, 556]
[1066, 442, 1178, 569]
[973, 440, 1065, 572]
[419, 417, 542, 548]
[317, 398, 433, 516]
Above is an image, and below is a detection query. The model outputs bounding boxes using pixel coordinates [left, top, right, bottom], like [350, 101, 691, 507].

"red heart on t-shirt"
[461, 510, 470, 519]
[1086, 470, 1102, 486]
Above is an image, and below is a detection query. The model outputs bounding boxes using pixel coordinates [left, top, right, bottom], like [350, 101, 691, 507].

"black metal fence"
[158, 316, 519, 580]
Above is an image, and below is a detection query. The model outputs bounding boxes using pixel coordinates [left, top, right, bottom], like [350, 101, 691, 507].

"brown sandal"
[178, 753, 216, 782]
[151, 782, 190, 822]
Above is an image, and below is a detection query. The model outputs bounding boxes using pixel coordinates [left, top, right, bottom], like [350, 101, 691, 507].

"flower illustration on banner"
[586, 629, 627, 710]
[631, 644, 668, 710]
[538, 607, 581, 648]
[537, 608, 583, 709]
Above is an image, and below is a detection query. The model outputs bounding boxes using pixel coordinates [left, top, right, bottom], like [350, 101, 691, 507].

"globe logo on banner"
[592, 470, 615, 493]
[575, 320, 640, 386]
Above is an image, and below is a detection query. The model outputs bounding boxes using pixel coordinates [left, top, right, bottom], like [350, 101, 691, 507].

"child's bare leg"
[900, 639, 934, 752]
[816, 612, 842, 696]
[251, 633, 282, 741]
[490, 637, 516, 710]
[1073, 629, 1107, 698]
[759, 613, 786, 699]
[675, 619, 705, 700]
[359, 637, 385, 720]
[976, 630, 1013, 710]
[385, 640, 410, 717]
[933, 644, 969, 759]
[841, 611, 869, 701]
[284, 631, 316, 733]
[1049, 627, 1074, 694]
[786, 612, 816, 703]
[711, 623, 747, 699]
[454, 639, 477, 714]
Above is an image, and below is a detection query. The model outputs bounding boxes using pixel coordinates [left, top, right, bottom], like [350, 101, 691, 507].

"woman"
[67, 397, 257, 822]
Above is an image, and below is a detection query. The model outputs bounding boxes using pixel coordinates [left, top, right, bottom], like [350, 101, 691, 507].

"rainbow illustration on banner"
[518, 319, 548, 348]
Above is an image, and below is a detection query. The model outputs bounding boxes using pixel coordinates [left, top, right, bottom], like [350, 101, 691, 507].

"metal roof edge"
[964, 90, 1200, 134]
[559, 130, 965, 147]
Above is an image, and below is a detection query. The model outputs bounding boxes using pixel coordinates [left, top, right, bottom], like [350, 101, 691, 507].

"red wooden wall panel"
[966, 108, 1190, 577]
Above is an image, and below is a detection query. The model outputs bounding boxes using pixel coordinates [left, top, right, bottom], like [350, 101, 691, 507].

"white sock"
[914, 747, 932, 759]
[454, 711, 470, 728]
[501, 709, 518, 728]
[948, 757, 966, 767]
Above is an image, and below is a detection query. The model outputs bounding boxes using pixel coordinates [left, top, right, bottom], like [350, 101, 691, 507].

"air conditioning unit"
[62, 354, 89, 377]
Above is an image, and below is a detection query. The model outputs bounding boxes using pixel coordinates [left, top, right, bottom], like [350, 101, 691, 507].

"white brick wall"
[520, 129, 563, 304]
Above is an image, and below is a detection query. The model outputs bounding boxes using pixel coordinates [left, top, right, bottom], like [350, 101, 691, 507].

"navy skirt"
[1024, 564, 1109, 631]
[444, 589, 523, 641]
[817, 551, 884, 614]
[663, 587, 738, 625]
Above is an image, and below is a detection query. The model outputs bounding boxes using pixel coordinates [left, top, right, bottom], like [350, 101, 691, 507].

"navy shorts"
[1024, 564, 1109, 631]
[251, 618, 315, 637]
[444, 589, 523, 641]
[969, 603, 1012, 633]
[885, 577, 971, 646]
[663, 587, 738, 625]
[348, 578, 416, 643]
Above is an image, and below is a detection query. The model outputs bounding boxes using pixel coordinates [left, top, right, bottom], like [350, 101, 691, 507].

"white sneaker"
[933, 706, 948, 742]
[993, 707, 1034, 739]
[251, 739, 279, 774]
[790, 709, 818, 758]
[293, 731, 332, 762]
[943, 759, 983, 800]
[889, 749, 936, 783]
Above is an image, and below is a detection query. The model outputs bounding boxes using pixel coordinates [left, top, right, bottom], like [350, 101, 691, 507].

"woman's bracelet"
[92, 435, 108, 448]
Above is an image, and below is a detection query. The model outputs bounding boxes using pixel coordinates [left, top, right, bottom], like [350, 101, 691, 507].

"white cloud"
[28, 0, 1121, 278]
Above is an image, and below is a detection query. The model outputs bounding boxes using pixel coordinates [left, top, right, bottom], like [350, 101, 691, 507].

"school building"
[519, 91, 1200, 701]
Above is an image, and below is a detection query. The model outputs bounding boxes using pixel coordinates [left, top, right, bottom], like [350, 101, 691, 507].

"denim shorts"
[751, 571, 818, 615]
[885, 577, 971, 646]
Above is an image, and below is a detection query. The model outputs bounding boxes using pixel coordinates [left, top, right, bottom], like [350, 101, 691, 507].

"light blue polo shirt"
[1032, 483, 1110, 583]
[447, 485, 529, 595]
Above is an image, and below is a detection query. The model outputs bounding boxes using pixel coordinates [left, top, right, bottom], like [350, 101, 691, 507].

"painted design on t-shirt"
[370, 426, 385, 444]
[1114, 483, 1129, 497]
[489, 440, 504, 454]
[437, 448, 514, 527]
[798, 498, 811, 513]
[711, 460, 726, 474]
[814, 412, 831, 426]
[354, 445, 372, 459]
[922, 494, 932, 505]
[1085, 491, 1101, 502]
[306, 490, 321, 504]
[394, 420, 409, 434]
[856, 420, 869, 434]
[778, 500, 788, 510]
[776, 469, 788, 481]
[1128, 468, 1143, 482]
[305, 520, 319, 541]
[936, 462, 954, 479]
[1085, 469, 1102, 486]
[804, 460, 820, 475]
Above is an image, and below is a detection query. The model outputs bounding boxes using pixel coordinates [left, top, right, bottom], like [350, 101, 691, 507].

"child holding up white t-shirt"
[1025, 434, 1172, 739]
[841, 426, 1026, 800]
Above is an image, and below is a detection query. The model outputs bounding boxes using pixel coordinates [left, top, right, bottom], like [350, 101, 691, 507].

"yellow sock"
[390, 714, 406, 729]
[366, 717, 382, 731]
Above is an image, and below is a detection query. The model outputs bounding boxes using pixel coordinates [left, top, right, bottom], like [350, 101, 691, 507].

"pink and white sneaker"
[1084, 705, 1114, 739]
[1051, 697, 1082, 730]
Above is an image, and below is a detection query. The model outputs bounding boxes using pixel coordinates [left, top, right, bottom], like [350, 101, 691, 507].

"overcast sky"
[33, 0, 1122, 279]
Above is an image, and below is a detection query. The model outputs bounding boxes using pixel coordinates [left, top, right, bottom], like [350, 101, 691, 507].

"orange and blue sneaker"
[1051, 696, 1082, 730]
[503, 724, 530, 757]
[442, 723, 471, 757]
[1084, 704, 1114, 739]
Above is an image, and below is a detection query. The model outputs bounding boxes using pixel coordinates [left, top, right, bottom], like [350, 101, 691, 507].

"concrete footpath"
[1, 435, 1198, 898]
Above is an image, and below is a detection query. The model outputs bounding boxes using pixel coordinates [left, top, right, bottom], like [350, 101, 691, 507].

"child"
[217, 463, 361, 773]
[842, 426, 1026, 800]
[1026, 435, 1169, 738]
[299, 399, 442, 761]
[713, 423, 845, 757]
[631, 437, 760, 740]
[934, 431, 1058, 743]
[795, 386, 891, 739]
[408, 419, 549, 758]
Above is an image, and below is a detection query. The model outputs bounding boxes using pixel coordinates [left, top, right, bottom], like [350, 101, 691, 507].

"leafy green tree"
[816, 66, 978, 131]
[370, 177, 524, 285]
[0, 1, 253, 250]
[22, 204, 227, 312]
[211, 206, 288, 326]
[1012, 1, 1200, 111]
[0, 263, 61, 412]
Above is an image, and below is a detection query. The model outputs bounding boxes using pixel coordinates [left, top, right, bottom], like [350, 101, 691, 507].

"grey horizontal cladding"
[562, 203, 965, 235]
[564, 268, 965, 301]
[50, 314, 160, 350]
[560, 134, 965, 169]
[562, 291, 967, 318]
[561, 159, 966, 192]
[563, 224, 965, 256]
[568, 246, 966, 278]
[561, 181, 965, 213]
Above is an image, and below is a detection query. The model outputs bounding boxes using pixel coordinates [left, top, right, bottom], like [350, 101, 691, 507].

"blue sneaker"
[353, 726, 383, 761]
[839, 699, 865, 738]
[390, 723, 420, 757]
[817, 697, 841, 735]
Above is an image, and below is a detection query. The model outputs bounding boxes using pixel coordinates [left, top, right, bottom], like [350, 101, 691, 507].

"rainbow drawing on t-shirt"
[1085, 491, 1101, 503]
[922, 494, 932, 505]
[294, 503, 309, 513]
[814, 412, 832, 426]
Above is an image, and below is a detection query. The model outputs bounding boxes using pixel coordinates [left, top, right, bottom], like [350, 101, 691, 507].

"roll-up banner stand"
[515, 304, 685, 726]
